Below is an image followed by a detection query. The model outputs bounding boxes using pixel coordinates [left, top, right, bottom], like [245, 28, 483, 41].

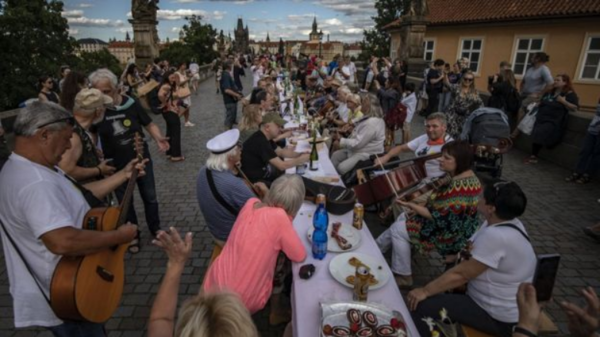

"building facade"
[76, 38, 108, 55]
[108, 41, 135, 65]
[386, 0, 600, 111]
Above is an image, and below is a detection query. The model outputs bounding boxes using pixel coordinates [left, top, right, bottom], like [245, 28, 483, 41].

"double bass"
[50, 134, 143, 323]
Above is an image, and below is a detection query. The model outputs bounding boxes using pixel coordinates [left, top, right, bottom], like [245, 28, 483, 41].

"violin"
[316, 97, 335, 117]
[235, 163, 265, 199]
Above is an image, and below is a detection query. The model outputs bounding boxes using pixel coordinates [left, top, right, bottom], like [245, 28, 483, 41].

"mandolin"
[49, 133, 143, 323]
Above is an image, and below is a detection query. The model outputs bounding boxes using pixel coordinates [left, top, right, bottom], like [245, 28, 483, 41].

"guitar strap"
[496, 223, 531, 242]
[0, 219, 51, 304]
[206, 169, 239, 216]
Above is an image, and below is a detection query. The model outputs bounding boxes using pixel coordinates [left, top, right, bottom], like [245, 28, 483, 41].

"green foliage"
[160, 15, 218, 66]
[0, 0, 77, 110]
[73, 49, 122, 77]
[360, 0, 404, 60]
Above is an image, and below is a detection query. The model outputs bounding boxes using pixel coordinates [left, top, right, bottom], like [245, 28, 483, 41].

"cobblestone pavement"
[1, 74, 599, 337]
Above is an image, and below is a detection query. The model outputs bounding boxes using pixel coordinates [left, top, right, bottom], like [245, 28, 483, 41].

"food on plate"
[348, 257, 369, 269]
[363, 310, 378, 328]
[345, 274, 379, 286]
[331, 326, 352, 336]
[375, 325, 398, 337]
[390, 318, 406, 331]
[332, 222, 352, 250]
[323, 324, 333, 335]
[347, 308, 362, 325]
[356, 327, 374, 337]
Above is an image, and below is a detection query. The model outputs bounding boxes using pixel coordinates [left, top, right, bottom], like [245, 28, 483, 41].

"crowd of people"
[0, 46, 598, 337]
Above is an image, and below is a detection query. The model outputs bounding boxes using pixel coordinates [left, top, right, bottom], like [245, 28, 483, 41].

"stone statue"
[132, 0, 159, 21]
[407, 0, 429, 17]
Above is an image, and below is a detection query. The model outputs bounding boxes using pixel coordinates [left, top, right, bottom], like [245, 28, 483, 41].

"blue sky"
[61, 0, 376, 43]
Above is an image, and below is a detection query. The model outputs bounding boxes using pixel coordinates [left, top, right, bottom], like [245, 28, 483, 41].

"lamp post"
[318, 31, 323, 58]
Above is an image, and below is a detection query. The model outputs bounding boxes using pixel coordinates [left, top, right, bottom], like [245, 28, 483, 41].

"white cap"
[206, 129, 240, 154]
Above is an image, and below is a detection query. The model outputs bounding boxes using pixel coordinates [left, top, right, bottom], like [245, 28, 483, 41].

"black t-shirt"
[427, 69, 443, 92]
[95, 96, 152, 169]
[240, 130, 279, 183]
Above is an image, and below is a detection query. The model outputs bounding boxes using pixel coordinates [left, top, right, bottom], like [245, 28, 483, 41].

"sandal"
[565, 173, 581, 182]
[128, 231, 141, 254]
[576, 174, 591, 184]
[170, 156, 185, 162]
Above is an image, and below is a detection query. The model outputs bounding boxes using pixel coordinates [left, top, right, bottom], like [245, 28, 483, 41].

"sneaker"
[184, 121, 195, 127]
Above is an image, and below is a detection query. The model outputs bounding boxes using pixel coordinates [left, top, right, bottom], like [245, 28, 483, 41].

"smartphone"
[532, 254, 561, 302]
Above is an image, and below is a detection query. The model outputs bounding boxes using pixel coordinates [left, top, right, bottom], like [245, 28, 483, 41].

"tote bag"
[517, 103, 539, 135]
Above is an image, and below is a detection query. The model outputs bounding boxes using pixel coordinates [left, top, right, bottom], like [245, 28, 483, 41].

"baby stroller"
[460, 107, 512, 178]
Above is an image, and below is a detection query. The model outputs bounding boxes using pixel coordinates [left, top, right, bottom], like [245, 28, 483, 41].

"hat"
[74, 88, 113, 111]
[206, 129, 240, 154]
[262, 112, 286, 127]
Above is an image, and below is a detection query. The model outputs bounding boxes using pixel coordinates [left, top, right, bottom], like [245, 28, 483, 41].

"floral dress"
[445, 85, 483, 138]
[406, 175, 482, 256]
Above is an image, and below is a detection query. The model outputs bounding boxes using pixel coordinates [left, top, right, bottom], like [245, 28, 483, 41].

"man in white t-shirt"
[407, 181, 536, 337]
[375, 112, 452, 178]
[251, 58, 264, 88]
[189, 60, 200, 94]
[0, 102, 140, 335]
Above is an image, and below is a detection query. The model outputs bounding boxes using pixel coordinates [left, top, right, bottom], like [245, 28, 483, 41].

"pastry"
[362, 310, 378, 328]
[356, 327, 374, 337]
[346, 308, 362, 325]
[331, 326, 352, 337]
[375, 325, 398, 337]
[345, 274, 379, 286]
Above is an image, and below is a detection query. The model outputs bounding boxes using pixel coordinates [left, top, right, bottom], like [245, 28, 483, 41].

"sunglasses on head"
[37, 116, 75, 129]
[493, 181, 510, 197]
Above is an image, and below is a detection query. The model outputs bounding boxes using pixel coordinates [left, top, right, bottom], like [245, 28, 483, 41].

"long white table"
[286, 140, 420, 337]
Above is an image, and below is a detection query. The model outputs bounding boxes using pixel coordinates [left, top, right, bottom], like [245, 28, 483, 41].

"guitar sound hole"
[96, 266, 114, 282]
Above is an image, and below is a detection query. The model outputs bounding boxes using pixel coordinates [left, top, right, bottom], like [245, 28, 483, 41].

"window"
[423, 39, 435, 62]
[459, 38, 483, 73]
[512, 37, 544, 76]
[580, 35, 600, 80]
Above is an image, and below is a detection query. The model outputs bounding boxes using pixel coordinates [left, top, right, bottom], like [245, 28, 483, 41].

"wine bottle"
[309, 127, 319, 171]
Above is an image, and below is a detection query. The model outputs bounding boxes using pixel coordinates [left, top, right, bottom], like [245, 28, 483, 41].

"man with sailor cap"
[197, 129, 268, 246]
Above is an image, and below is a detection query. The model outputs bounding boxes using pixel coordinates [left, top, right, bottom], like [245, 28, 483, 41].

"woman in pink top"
[203, 174, 307, 314]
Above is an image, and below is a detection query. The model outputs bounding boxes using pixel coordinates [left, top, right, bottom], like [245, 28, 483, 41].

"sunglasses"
[37, 116, 75, 129]
[463, 78, 474, 82]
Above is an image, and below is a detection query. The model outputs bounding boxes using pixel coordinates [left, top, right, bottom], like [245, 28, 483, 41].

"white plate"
[320, 302, 409, 337]
[307, 223, 361, 252]
[329, 252, 390, 290]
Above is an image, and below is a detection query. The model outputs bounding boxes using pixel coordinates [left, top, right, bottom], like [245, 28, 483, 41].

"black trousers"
[411, 294, 515, 337]
[162, 111, 182, 157]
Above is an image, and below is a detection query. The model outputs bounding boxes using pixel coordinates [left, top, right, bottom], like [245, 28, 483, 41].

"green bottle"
[309, 127, 319, 171]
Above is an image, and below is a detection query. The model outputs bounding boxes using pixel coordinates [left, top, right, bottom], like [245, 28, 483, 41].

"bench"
[462, 311, 559, 336]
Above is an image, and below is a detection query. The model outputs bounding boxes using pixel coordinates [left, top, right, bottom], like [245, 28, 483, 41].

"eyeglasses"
[37, 116, 75, 130]
[236, 141, 243, 151]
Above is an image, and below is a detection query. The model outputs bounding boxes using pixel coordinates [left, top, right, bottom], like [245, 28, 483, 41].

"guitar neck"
[117, 169, 139, 227]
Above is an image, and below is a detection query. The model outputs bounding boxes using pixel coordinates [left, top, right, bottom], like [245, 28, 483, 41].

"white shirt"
[251, 65, 263, 88]
[402, 93, 417, 123]
[349, 62, 357, 83]
[0, 154, 89, 328]
[336, 102, 349, 123]
[340, 117, 385, 155]
[467, 219, 536, 323]
[189, 63, 199, 74]
[406, 134, 452, 178]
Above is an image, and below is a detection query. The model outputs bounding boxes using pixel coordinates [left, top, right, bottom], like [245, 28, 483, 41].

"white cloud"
[79, 3, 93, 8]
[157, 9, 208, 20]
[324, 18, 342, 26]
[61, 10, 84, 18]
[315, 0, 375, 16]
[171, 27, 182, 32]
[288, 14, 316, 22]
[116, 27, 133, 33]
[68, 28, 79, 36]
[212, 10, 227, 20]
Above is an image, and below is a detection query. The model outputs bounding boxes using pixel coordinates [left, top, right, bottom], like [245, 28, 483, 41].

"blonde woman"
[239, 104, 262, 143]
[443, 70, 483, 138]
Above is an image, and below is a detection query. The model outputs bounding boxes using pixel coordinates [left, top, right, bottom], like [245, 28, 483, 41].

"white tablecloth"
[286, 145, 420, 337]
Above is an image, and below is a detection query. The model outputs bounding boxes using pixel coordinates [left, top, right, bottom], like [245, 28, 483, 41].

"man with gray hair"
[58, 88, 116, 184]
[196, 129, 268, 245]
[0, 101, 141, 334]
[375, 112, 453, 179]
[90, 68, 169, 251]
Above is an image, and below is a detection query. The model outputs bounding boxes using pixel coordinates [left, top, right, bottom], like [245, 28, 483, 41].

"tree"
[0, 0, 78, 110]
[73, 49, 122, 78]
[159, 41, 195, 67]
[181, 15, 218, 64]
[360, 0, 404, 60]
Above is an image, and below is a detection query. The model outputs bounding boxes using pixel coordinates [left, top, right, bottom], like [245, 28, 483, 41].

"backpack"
[384, 102, 408, 130]
[469, 112, 510, 146]
[505, 86, 521, 113]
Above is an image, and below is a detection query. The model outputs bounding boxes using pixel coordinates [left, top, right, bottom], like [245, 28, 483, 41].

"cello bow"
[235, 163, 264, 198]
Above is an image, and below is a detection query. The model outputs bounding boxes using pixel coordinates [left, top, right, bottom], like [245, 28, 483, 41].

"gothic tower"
[234, 17, 250, 53]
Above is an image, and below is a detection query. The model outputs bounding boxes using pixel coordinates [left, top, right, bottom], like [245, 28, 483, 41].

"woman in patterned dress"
[444, 70, 483, 138]
[376, 141, 481, 287]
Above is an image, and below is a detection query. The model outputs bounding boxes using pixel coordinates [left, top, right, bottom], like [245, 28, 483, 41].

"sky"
[61, 0, 376, 43]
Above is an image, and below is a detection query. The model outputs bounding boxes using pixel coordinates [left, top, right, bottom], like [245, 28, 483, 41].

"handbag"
[517, 103, 539, 135]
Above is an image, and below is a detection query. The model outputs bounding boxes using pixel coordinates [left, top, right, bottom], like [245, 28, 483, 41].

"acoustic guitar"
[49, 133, 143, 323]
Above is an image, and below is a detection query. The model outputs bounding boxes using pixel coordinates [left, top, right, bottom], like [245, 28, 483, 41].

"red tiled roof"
[384, 0, 600, 28]
[109, 41, 133, 48]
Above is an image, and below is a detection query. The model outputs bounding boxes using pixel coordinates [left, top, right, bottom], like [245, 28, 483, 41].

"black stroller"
[460, 107, 512, 178]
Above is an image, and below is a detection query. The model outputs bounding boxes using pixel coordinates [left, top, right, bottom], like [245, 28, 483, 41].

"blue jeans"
[48, 321, 105, 337]
[115, 155, 161, 236]
[575, 132, 600, 176]
[224, 102, 237, 128]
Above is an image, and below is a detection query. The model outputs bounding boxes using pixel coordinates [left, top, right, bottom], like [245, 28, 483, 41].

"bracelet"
[513, 326, 537, 337]
[97, 166, 102, 177]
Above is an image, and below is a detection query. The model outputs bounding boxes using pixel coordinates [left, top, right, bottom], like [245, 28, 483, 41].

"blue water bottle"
[312, 194, 329, 260]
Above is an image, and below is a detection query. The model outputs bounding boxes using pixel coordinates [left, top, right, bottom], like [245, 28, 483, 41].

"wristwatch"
[512, 326, 537, 337]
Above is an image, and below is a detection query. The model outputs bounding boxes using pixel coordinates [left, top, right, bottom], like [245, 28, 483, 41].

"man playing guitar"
[0, 102, 144, 336]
